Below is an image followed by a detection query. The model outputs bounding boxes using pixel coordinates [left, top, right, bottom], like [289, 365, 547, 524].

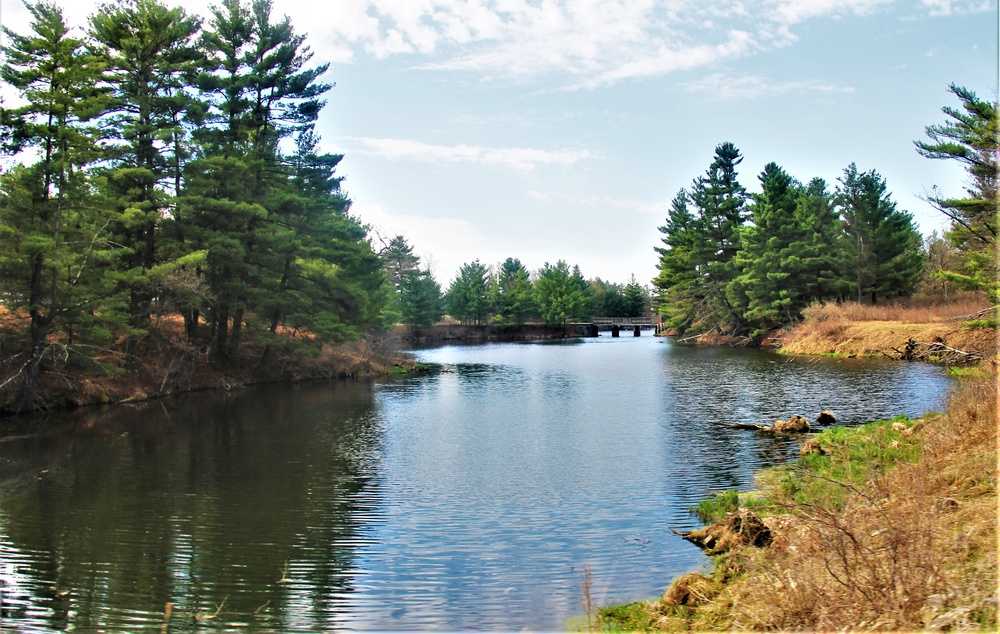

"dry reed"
[801, 294, 990, 324]
[723, 370, 996, 630]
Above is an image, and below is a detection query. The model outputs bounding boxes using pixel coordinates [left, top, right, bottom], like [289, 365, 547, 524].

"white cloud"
[920, 0, 996, 16]
[4, 0, 988, 89]
[345, 137, 591, 170]
[767, 0, 894, 25]
[307, 0, 947, 87]
[682, 72, 856, 99]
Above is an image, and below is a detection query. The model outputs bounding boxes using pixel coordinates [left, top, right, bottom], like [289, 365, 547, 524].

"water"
[0, 336, 952, 631]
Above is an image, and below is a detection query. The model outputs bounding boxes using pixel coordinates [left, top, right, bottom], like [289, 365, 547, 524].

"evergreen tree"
[915, 84, 999, 300]
[733, 163, 811, 332]
[652, 188, 701, 331]
[257, 128, 386, 346]
[791, 177, 849, 302]
[0, 1, 123, 407]
[380, 235, 420, 291]
[664, 142, 750, 334]
[836, 164, 923, 303]
[588, 278, 626, 317]
[179, 0, 335, 362]
[689, 142, 748, 332]
[492, 257, 533, 326]
[90, 0, 204, 330]
[445, 260, 490, 325]
[622, 275, 647, 318]
[533, 260, 586, 325]
[399, 268, 443, 328]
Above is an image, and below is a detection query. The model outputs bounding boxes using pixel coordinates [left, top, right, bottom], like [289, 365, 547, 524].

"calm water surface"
[0, 336, 952, 631]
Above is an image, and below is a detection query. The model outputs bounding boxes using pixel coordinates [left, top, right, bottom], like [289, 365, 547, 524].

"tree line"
[378, 235, 650, 328]
[652, 84, 997, 338]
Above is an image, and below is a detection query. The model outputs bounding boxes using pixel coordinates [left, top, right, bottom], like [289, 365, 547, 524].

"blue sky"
[2, 0, 997, 286]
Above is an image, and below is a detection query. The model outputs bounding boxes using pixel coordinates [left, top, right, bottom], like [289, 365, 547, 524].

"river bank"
[0, 313, 416, 416]
[0, 316, 605, 415]
[595, 363, 997, 631]
[678, 298, 996, 365]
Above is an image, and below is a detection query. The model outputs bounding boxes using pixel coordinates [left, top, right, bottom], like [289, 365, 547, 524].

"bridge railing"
[590, 316, 657, 326]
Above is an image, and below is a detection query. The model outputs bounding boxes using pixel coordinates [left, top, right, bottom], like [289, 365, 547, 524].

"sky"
[1, 0, 997, 287]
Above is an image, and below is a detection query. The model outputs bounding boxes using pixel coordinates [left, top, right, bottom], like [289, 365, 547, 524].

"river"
[0, 336, 952, 631]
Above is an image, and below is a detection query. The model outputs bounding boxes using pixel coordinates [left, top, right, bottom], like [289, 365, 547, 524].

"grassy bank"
[596, 366, 997, 631]
[775, 297, 996, 362]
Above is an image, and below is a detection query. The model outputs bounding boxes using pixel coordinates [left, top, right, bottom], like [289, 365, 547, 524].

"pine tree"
[915, 84, 999, 301]
[791, 177, 849, 302]
[533, 260, 586, 326]
[492, 257, 533, 326]
[259, 127, 385, 346]
[687, 142, 749, 333]
[380, 235, 420, 292]
[399, 269, 444, 329]
[90, 0, 204, 330]
[733, 162, 812, 333]
[0, 1, 122, 407]
[652, 189, 701, 331]
[179, 0, 335, 362]
[836, 164, 923, 304]
[622, 275, 647, 318]
[589, 278, 626, 317]
[446, 260, 491, 325]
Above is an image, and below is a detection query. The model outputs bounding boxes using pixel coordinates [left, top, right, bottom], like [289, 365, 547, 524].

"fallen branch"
[892, 339, 981, 364]
[708, 420, 783, 433]
[949, 305, 999, 322]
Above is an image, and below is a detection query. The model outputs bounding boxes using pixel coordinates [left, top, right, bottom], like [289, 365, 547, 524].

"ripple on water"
[0, 337, 952, 631]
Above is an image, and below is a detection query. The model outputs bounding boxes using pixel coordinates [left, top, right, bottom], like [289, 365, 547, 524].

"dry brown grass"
[643, 366, 998, 631]
[801, 294, 991, 324]
[779, 296, 998, 360]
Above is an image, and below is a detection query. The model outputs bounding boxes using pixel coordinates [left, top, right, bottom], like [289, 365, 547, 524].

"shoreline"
[0, 332, 417, 418]
[672, 318, 994, 365]
[3, 313, 991, 417]
[595, 360, 997, 631]
[0, 322, 597, 417]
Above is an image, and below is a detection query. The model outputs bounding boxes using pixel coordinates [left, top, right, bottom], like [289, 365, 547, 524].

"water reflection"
[0, 337, 952, 631]
[0, 382, 385, 632]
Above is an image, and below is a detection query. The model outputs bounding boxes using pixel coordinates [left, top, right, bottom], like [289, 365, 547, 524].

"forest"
[379, 236, 650, 329]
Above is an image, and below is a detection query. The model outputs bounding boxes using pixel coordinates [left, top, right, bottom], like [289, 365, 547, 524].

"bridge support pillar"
[589, 324, 598, 337]
[633, 325, 641, 337]
[611, 324, 620, 337]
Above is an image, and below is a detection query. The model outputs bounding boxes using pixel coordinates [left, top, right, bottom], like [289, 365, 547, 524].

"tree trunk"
[213, 308, 229, 364]
[184, 309, 199, 342]
[17, 321, 50, 412]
